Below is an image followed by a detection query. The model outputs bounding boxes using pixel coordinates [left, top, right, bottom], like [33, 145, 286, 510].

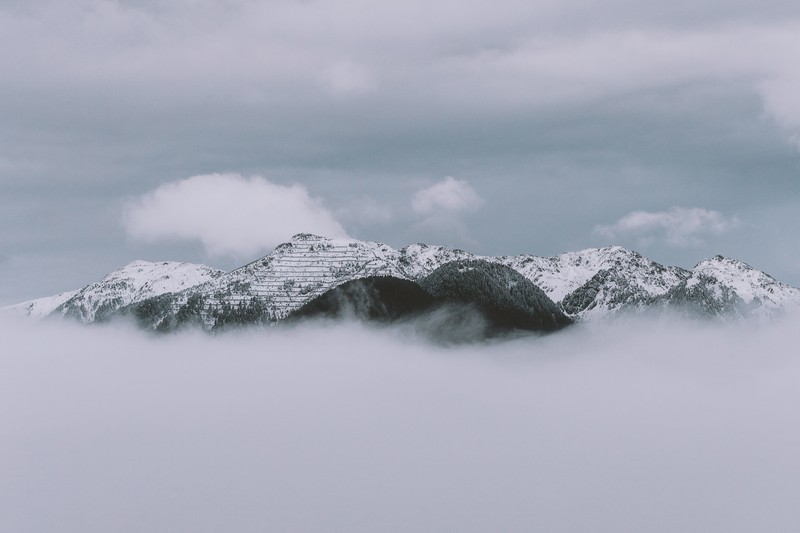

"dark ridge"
[288, 276, 436, 323]
[285, 274, 553, 344]
[420, 259, 572, 333]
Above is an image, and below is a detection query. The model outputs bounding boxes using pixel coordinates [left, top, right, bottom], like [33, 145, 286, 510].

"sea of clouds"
[2, 314, 799, 532]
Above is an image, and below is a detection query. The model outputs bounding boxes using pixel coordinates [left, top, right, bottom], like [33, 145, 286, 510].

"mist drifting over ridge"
[2, 314, 800, 533]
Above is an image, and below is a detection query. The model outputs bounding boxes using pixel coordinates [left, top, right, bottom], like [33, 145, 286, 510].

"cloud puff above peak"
[594, 206, 739, 247]
[412, 176, 483, 215]
[123, 173, 347, 257]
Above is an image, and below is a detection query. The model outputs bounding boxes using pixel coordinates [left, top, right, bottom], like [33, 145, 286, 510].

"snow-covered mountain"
[6, 234, 799, 329]
[496, 246, 690, 319]
[655, 255, 800, 319]
[9, 260, 225, 323]
[192, 235, 476, 320]
[116, 235, 475, 329]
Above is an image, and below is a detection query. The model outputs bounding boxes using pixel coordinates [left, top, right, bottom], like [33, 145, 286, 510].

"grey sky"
[2, 0, 800, 304]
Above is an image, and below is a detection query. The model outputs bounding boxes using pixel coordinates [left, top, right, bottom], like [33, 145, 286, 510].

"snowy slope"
[659, 256, 800, 319]
[2, 290, 79, 319]
[553, 248, 690, 320]
[693, 256, 800, 309]
[53, 260, 225, 323]
[494, 246, 686, 305]
[190, 234, 407, 321]
[397, 243, 475, 279]
[495, 249, 622, 303]
[167, 234, 475, 323]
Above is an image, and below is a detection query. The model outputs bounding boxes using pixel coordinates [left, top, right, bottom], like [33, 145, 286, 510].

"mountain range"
[5, 233, 799, 336]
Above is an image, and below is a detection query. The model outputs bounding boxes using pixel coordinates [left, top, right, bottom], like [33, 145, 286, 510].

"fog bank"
[2, 316, 799, 532]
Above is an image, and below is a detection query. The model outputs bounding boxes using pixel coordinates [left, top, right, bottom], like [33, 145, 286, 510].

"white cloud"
[408, 177, 483, 250]
[123, 173, 347, 257]
[594, 206, 739, 247]
[411, 176, 483, 215]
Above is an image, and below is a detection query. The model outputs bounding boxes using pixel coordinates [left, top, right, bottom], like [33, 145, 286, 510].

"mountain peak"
[290, 233, 326, 242]
[696, 254, 747, 267]
[53, 260, 225, 323]
[693, 255, 775, 281]
[674, 254, 799, 314]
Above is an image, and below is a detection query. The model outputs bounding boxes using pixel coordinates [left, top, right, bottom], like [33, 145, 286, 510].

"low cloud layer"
[123, 174, 347, 257]
[594, 206, 739, 247]
[2, 315, 800, 532]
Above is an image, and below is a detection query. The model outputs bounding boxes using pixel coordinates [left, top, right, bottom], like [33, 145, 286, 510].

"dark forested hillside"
[288, 276, 436, 323]
[287, 264, 573, 341]
[420, 260, 572, 332]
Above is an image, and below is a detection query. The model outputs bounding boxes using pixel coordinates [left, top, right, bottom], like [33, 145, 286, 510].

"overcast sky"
[2, 0, 800, 304]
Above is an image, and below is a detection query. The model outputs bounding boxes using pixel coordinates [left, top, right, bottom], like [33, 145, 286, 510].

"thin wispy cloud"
[408, 176, 484, 248]
[412, 176, 483, 215]
[595, 206, 739, 247]
[123, 173, 347, 258]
